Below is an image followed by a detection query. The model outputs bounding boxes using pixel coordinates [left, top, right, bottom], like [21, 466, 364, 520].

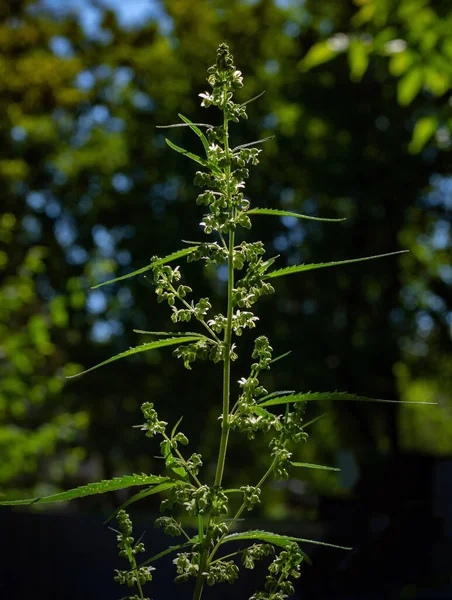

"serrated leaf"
[251, 406, 278, 420]
[66, 336, 203, 379]
[247, 208, 345, 223]
[91, 247, 197, 289]
[165, 138, 220, 173]
[264, 250, 408, 280]
[258, 390, 295, 403]
[178, 113, 210, 155]
[222, 529, 351, 557]
[291, 462, 340, 472]
[0, 474, 169, 506]
[259, 391, 437, 408]
[397, 67, 423, 106]
[409, 116, 438, 153]
[104, 481, 181, 524]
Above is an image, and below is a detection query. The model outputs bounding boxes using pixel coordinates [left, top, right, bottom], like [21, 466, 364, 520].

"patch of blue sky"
[41, 0, 173, 36]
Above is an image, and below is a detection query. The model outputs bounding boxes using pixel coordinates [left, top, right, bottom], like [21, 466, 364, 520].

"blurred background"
[1, 0, 451, 598]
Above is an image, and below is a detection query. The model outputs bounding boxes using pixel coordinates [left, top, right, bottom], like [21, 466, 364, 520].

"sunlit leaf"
[397, 67, 423, 106]
[0, 474, 169, 505]
[240, 90, 266, 106]
[133, 330, 204, 337]
[291, 462, 340, 472]
[264, 251, 408, 280]
[165, 138, 220, 173]
[178, 113, 210, 155]
[233, 136, 275, 151]
[91, 247, 197, 289]
[66, 336, 204, 378]
[247, 208, 345, 223]
[348, 39, 369, 82]
[259, 391, 437, 408]
[299, 41, 338, 71]
[222, 529, 351, 557]
[409, 116, 438, 153]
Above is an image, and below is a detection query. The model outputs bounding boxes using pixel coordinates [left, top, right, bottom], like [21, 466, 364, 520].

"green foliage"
[0, 474, 170, 506]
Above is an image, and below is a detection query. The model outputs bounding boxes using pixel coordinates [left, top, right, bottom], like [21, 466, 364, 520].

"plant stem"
[214, 102, 234, 489]
[208, 459, 277, 562]
[193, 89, 233, 600]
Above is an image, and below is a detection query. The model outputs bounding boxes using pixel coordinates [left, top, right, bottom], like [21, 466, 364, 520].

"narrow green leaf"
[104, 481, 181, 524]
[139, 541, 195, 567]
[133, 330, 204, 337]
[302, 412, 327, 429]
[66, 336, 203, 379]
[240, 90, 265, 106]
[259, 391, 437, 408]
[264, 250, 409, 280]
[165, 138, 220, 173]
[247, 208, 345, 223]
[91, 247, 197, 289]
[171, 416, 184, 438]
[223, 530, 350, 551]
[178, 113, 210, 155]
[233, 136, 275, 151]
[291, 462, 340, 472]
[269, 351, 292, 365]
[0, 474, 169, 506]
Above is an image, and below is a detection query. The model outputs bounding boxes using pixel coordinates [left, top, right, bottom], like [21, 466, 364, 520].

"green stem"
[192, 521, 212, 600]
[214, 101, 234, 489]
[208, 459, 277, 562]
[193, 90, 233, 600]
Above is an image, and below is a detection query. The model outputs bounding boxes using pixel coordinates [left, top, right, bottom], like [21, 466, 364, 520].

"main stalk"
[192, 93, 233, 600]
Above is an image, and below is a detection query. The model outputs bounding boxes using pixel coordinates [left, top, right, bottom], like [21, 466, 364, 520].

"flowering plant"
[2, 44, 425, 600]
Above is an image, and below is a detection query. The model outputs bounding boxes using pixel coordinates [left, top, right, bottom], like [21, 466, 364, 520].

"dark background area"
[1, 0, 451, 598]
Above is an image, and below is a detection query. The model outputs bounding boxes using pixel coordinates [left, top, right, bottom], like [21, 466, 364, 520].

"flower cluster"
[234, 244, 276, 308]
[252, 543, 304, 599]
[154, 516, 184, 537]
[114, 510, 154, 599]
[232, 337, 283, 439]
[199, 43, 245, 118]
[183, 485, 229, 517]
[139, 402, 167, 437]
[173, 552, 199, 583]
[173, 337, 222, 369]
[240, 485, 261, 510]
[205, 560, 239, 586]
[242, 544, 275, 569]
